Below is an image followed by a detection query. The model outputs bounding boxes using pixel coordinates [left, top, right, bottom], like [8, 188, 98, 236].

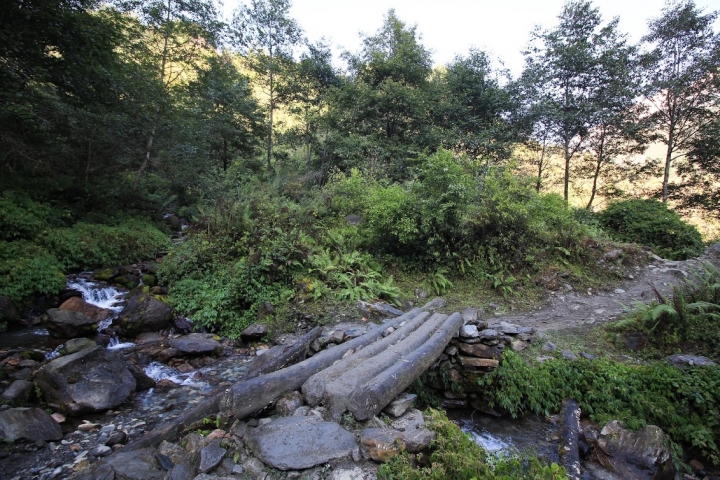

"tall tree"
[520, 0, 616, 202]
[231, 0, 303, 173]
[116, 0, 222, 189]
[640, 0, 720, 202]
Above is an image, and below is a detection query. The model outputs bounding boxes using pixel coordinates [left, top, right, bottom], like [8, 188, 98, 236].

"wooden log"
[559, 398, 582, 480]
[348, 312, 463, 420]
[124, 310, 419, 451]
[245, 326, 322, 379]
[220, 308, 424, 420]
[322, 313, 447, 420]
[302, 311, 431, 406]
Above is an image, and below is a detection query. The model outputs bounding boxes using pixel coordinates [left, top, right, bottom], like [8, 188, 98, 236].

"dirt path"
[497, 243, 720, 332]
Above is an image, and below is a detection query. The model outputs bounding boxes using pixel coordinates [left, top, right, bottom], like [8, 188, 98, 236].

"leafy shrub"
[611, 261, 720, 360]
[599, 199, 704, 260]
[40, 219, 170, 270]
[378, 408, 566, 479]
[0, 241, 66, 305]
[478, 350, 720, 464]
[0, 192, 63, 241]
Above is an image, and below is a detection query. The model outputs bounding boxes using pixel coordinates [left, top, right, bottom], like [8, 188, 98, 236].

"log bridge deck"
[127, 307, 463, 450]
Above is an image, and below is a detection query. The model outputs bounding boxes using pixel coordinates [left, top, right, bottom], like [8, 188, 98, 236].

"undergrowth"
[478, 350, 720, 465]
[378, 408, 566, 479]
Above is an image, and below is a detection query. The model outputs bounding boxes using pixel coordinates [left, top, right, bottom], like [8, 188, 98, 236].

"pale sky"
[222, 0, 720, 77]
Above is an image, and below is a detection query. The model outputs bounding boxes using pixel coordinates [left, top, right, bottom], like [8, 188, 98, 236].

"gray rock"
[168, 333, 222, 355]
[241, 324, 267, 342]
[360, 428, 404, 462]
[1, 379, 33, 403]
[598, 420, 672, 477]
[478, 328, 499, 339]
[159, 440, 188, 464]
[242, 457, 267, 479]
[383, 393, 416, 417]
[230, 420, 248, 438]
[0, 407, 62, 441]
[542, 341, 557, 352]
[580, 352, 596, 360]
[293, 406, 311, 416]
[91, 445, 112, 457]
[604, 249, 623, 261]
[403, 428, 435, 453]
[665, 354, 716, 368]
[329, 330, 346, 344]
[199, 439, 226, 473]
[561, 350, 578, 360]
[43, 308, 99, 338]
[34, 346, 136, 415]
[167, 462, 195, 480]
[245, 416, 357, 470]
[389, 408, 425, 432]
[344, 328, 365, 340]
[103, 447, 167, 479]
[421, 297, 447, 311]
[114, 290, 174, 336]
[62, 337, 98, 355]
[105, 430, 127, 446]
[126, 362, 156, 391]
[275, 390, 304, 416]
[459, 325, 479, 338]
[357, 300, 404, 320]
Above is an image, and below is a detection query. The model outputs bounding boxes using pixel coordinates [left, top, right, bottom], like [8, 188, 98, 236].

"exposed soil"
[498, 243, 720, 332]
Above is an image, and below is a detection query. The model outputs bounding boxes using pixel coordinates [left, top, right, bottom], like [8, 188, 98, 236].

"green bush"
[599, 199, 704, 260]
[378, 408, 566, 479]
[40, 219, 170, 270]
[478, 350, 720, 465]
[0, 240, 66, 305]
[0, 192, 63, 241]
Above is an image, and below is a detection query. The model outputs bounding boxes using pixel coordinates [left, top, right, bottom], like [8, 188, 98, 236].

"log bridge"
[126, 307, 464, 450]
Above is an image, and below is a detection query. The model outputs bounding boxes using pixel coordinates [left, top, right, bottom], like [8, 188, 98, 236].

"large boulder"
[595, 420, 673, 480]
[245, 416, 358, 470]
[34, 346, 136, 415]
[0, 295, 18, 322]
[43, 308, 100, 338]
[58, 296, 112, 322]
[114, 290, 173, 336]
[168, 333, 222, 355]
[0, 407, 63, 441]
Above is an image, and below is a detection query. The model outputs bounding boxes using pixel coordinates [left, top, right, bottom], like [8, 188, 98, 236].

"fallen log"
[302, 311, 431, 406]
[559, 398, 582, 480]
[348, 312, 463, 420]
[219, 308, 424, 420]
[245, 326, 322, 379]
[322, 313, 447, 420]
[124, 310, 419, 451]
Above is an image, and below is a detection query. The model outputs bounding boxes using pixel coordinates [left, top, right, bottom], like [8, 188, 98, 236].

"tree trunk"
[267, 67, 274, 172]
[559, 398, 582, 480]
[347, 312, 464, 420]
[564, 141, 571, 202]
[245, 326, 322, 379]
[220, 309, 423, 420]
[662, 127, 675, 203]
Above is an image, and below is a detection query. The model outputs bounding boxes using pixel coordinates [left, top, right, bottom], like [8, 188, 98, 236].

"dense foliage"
[478, 350, 720, 465]
[378, 408, 566, 480]
[611, 261, 720, 360]
[599, 198, 704, 260]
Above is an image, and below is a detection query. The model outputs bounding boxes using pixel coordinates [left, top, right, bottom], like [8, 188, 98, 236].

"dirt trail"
[497, 243, 720, 332]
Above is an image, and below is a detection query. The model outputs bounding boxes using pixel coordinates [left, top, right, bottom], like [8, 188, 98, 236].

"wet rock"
[275, 391, 304, 416]
[102, 447, 167, 479]
[245, 416, 357, 470]
[168, 333, 222, 355]
[34, 346, 136, 415]
[199, 439, 226, 473]
[62, 337, 97, 354]
[383, 393, 416, 417]
[421, 297, 447, 311]
[664, 354, 716, 368]
[241, 324, 267, 342]
[360, 428, 404, 462]
[58, 296, 112, 322]
[157, 348, 179, 362]
[115, 274, 140, 290]
[135, 332, 165, 345]
[91, 445, 112, 457]
[43, 308, 99, 338]
[1, 379, 33, 404]
[173, 317, 193, 334]
[126, 363, 156, 391]
[114, 290, 174, 336]
[105, 430, 127, 446]
[0, 407, 63, 441]
[357, 300, 404, 320]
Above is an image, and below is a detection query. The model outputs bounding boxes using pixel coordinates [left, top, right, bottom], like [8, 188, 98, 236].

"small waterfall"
[144, 362, 209, 390]
[459, 419, 514, 455]
[107, 337, 135, 350]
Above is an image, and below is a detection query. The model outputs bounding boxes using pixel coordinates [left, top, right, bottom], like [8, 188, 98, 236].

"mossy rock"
[114, 274, 140, 290]
[93, 267, 118, 282]
[141, 274, 157, 287]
